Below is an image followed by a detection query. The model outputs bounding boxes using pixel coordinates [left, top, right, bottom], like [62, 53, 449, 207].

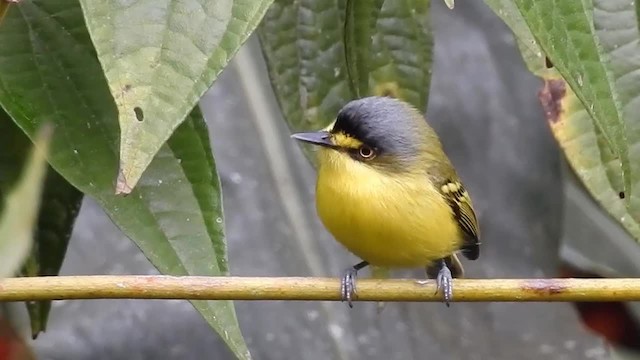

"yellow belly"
[315, 150, 463, 268]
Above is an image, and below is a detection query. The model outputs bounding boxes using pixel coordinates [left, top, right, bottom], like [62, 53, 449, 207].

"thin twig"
[1, 276, 640, 302]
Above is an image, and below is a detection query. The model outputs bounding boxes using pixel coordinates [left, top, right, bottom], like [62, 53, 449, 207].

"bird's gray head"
[290, 96, 442, 172]
[330, 96, 429, 167]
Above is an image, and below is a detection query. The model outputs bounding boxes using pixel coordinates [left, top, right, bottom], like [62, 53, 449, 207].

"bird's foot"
[341, 268, 357, 308]
[418, 258, 454, 306]
[435, 259, 453, 307]
[340, 261, 368, 308]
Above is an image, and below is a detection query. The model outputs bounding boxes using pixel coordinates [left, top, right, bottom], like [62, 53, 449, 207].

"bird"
[290, 96, 480, 307]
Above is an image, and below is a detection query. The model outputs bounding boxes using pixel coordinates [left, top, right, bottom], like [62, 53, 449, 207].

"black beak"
[290, 131, 334, 147]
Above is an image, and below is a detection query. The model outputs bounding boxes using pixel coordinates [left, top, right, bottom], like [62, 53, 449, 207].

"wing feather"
[439, 180, 480, 260]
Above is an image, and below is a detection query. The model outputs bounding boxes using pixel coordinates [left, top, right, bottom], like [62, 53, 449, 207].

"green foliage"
[258, 0, 432, 162]
[0, 1, 248, 357]
[484, 0, 640, 242]
[79, 0, 274, 192]
[21, 164, 83, 338]
[0, 0, 638, 358]
[0, 113, 83, 338]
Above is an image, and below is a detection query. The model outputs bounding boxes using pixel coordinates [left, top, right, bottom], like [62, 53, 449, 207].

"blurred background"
[20, 1, 640, 359]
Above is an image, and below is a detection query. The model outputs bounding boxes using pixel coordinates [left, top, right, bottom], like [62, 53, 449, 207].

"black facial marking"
[331, 96, 422, 160]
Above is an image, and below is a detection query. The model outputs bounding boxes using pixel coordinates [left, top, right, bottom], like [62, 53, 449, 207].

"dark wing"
[439, 179, 480, 260]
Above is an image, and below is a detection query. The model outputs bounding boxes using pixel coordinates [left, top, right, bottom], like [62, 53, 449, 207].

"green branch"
[1, 276, 639, 302]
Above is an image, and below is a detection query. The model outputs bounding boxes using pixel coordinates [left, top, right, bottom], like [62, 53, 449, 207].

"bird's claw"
[341, 267, 358, 308]
[436, 264, 453, 307]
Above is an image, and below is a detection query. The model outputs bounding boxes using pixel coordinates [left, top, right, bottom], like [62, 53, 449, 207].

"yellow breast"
[315, 148, 463, 268]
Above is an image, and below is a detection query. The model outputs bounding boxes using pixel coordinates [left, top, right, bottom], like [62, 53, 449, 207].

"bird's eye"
[358, 145, 375, 159]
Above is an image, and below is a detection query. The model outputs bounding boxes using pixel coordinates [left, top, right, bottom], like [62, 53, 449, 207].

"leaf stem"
[343, 0, 383, 99]
[0, 276, 639, 302]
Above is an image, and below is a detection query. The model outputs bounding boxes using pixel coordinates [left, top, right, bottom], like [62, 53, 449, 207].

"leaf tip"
[25, 300, 50, 339]
[115, 168, 133, 195]
[29, 324, 43, 340]
[444, 0, 454, 9]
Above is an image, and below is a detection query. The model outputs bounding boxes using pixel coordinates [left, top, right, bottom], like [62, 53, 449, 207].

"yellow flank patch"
[332, 131, 363, 149]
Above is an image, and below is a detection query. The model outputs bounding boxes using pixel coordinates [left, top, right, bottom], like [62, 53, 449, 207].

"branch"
[1, 276, 640, 302]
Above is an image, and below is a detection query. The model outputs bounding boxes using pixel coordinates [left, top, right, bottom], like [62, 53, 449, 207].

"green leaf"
[258, 0, 432, 158]
[369, 0, 432, 110]
[258, 0, 350, 137]
[484, 0, 640, 242]
[0, 112, 83, 338]
[483, 0, 545, 74]
[505, 1, 631, 202]
[78, 0, 274, 194]
[549, 77, 640, 239]
[0, 1, 248, 358]
[0, 124, 51, 278]
[23, 167, 83, 338]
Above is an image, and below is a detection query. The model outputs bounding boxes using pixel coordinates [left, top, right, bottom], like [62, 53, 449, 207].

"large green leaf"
[258, 0, 432, 153]
[484, 0, 640, 241]
[0, 124, 51, 279]
[509, 0, 631, 199]
[78, 0, 274, 194]
[0, 2, 248, 358]
[0, 112, 83, 338]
